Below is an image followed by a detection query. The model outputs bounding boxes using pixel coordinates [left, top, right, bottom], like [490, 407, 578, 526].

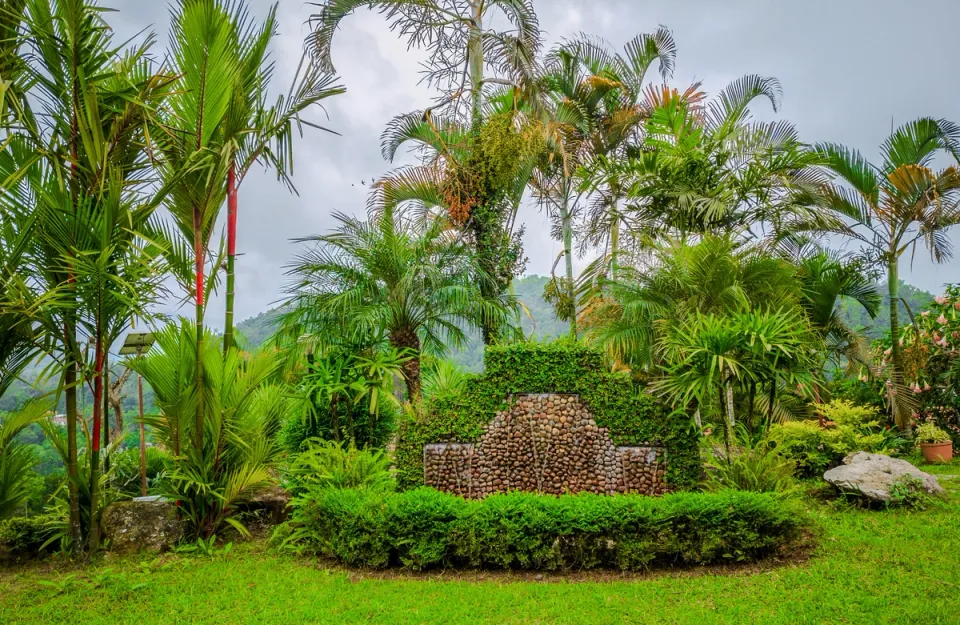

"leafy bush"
[285, 440, 394, 496]
[280, 487, 809, 571]
[279, 398, 396, 454]
[0, 514, 59, 555]
[397, 341, 700, 490]
[887, 475, 931, 510]
[111, 448, 170, 497]
[702, 442, 797, 494]
[766, 400, 903, 477]
[915, 423, 951, 444]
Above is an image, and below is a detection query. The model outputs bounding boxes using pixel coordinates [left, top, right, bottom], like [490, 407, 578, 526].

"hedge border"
[287, 487, 808, 571]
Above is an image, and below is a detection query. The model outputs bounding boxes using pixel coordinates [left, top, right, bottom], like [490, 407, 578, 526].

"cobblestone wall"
[424, 394, 667, 498]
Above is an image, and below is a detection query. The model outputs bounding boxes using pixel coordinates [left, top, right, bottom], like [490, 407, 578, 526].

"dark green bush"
[397, 341, 700, 490]
[279, 398, 396, 453]
[283, 487, 808, 571]
[0, 514, 59, 556]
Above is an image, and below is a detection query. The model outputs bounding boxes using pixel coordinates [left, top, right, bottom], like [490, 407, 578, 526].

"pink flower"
[924, 384, 932, 391]
[913, 383, 922, 393]
[884, 348, 892, 356]
[934, 332, 941, 342]
[936, 295, 948, 305]
[955, 301, 960, 311]
[938, 314, 948, 325]
[922, 310, 930, 317]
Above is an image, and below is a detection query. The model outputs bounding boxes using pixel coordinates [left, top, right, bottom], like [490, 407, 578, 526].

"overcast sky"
[109, 0, 960, 327]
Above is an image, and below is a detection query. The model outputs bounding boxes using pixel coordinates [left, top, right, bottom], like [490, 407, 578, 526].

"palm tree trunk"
[468, 0, 484, 136]
[561, 185, 576, 339]
[63, 324, 81, 545]
[887, 256, 909, 432]
[88, 336, 104, 551]
[391, 328, 422, 401]
[102, 355, 109, 473]
[610, 204, 620, 280]
[719, 385, 731, 461]
[194, 221, 205, 452]
[224, 164, 238, 353]
[724, 379, 736, 439]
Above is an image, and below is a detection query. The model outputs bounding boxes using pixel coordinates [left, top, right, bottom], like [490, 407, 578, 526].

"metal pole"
[138, 368, 146, 497]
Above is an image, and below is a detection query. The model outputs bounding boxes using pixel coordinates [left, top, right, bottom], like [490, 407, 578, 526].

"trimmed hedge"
[284, 487, 808, 571]
[397, 341, 700, 490]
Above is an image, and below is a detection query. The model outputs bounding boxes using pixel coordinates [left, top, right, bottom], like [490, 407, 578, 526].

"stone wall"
[424, 394, 666, 498]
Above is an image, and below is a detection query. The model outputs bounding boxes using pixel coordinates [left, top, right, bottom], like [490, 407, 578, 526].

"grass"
[2, 459, 959, 625]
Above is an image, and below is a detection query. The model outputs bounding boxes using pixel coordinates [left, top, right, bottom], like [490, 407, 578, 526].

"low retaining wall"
[424, 394, 666, 498]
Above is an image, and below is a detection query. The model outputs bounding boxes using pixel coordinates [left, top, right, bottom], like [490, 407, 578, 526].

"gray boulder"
[823, 452, 944, 502]
[102, 499, 184, 553]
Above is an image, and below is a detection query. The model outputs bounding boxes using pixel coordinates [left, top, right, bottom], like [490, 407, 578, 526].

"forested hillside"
[0, 277, 941, 413]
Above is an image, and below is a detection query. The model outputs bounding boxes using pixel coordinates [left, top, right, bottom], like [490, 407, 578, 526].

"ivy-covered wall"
[396, 342, 701, 491]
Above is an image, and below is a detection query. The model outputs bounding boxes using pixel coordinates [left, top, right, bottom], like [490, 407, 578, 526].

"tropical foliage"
[0, 0, 957, 566]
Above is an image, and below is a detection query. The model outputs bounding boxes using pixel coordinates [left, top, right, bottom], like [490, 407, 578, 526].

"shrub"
[915, 423, 951, 444]
[285, 440, 395, 496]
[281, 487, 809, 571]
[397, 341, 700, 491]
[0, 514, 59, 556]
[702, 442, 797, 494]
[766, 400, 903, 477]
[279, 395, 397, 454]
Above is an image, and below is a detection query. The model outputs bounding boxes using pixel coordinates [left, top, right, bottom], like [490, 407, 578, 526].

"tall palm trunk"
[468, 0, 483, 136]
[561, 180, 576, 339]
[887, 256, 909, 432]
[63, 322, 81, 544]
[193, 213, 205, 451]
[391, 328, 422, 400]
[609, 179, 622, 279]
[610, 210, 620, 279]
[88, 336, 104, 551]
[224, 163, 238, 352]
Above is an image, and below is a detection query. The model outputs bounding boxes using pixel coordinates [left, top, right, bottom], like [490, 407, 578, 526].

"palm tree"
[815, 118, 960, 429]
[657, 307, 817, 453]
[219, 2, 344, 352]
[581, 235, 800, 369]
[157, 0, 249, 454]
[544, 30, 679, 278]
[597, 75, 823, 244]
[307, 0, 541, 132]
[308, 0, 542, 344]
[788, 244, 881, 372]
[280, 209, 509, 399]
[0, 0, 172, 546]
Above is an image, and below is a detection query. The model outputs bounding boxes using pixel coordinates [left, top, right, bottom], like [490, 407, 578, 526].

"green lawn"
[2, 462, 959, 625]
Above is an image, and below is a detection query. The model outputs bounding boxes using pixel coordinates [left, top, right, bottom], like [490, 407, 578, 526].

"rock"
[102, 499, 183, 553]
[823, 452, 945, 502]
[241, 486, 292, 524]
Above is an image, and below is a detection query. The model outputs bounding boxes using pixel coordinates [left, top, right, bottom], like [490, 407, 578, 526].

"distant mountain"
[836, 281, 935, 339]
[233, 275, 569, 373]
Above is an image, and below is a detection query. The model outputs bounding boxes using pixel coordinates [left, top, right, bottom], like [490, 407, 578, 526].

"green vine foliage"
[396, 341, 701, 490]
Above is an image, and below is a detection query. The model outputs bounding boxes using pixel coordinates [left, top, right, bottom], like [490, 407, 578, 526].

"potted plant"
[916, 423, 954, 463]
